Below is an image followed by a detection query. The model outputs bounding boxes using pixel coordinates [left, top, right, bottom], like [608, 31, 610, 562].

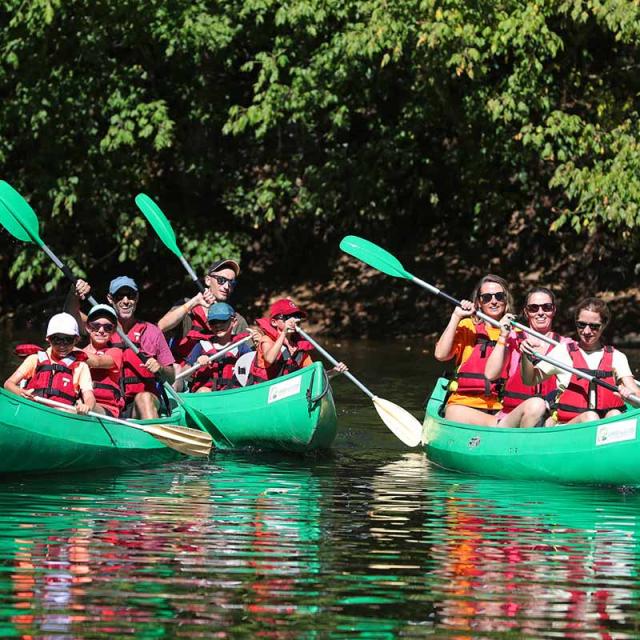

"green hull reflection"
[179, 362, 338, 452]
[424, 377, 640, 486]
[0, 388, 183, 474]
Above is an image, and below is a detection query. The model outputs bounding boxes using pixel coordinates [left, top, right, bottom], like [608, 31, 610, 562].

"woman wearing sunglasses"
[81, 304, 124, 418]
[4, 312, 96, 415]
[434, 274, 526, 426]
[521, 297, 640, 424]
[485, 287, 569, 426]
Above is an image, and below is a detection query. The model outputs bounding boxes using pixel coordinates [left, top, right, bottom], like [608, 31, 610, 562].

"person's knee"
[524, 397, 546, 418]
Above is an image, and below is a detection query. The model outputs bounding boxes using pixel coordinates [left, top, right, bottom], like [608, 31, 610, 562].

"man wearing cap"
[4, 312, 96, 415]
[183, 302, 254, 392]
[248, 298, 347, 384]
[66, 276, 176, 419]
[82, 304, 124, 418]
[157, 259, 248, 366]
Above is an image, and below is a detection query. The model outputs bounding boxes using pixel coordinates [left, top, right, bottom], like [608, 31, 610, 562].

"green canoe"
[0, 388, 184, 474]
[178, 362, 337, 452]
[423, 377, 640, 487]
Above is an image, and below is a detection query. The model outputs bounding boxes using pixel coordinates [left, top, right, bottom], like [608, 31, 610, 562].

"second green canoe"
[179, 362, 337, 452]
[423, 377, 640, 487]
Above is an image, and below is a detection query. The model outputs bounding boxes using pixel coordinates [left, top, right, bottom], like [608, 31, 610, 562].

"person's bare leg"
[132, 392, 160, 420]
[498, 398, 547, 428]
[444, 404, 498, 426]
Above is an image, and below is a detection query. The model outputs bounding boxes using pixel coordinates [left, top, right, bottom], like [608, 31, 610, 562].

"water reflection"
[424, 473, 640, 638]
[2, 334, 640, 637]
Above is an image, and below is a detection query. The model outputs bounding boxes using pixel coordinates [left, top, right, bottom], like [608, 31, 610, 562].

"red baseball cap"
[268, 298, 307, 319]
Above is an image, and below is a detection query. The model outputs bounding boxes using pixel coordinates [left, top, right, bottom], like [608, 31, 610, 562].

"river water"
[2, 334, 640, 638]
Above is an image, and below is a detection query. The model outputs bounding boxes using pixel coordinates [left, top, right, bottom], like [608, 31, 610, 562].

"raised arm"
[434, 300, 474, 361]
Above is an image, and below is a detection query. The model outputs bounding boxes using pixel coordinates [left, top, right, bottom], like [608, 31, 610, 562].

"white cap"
[46, 312, 79, 337]
[87, 304, 118, 322]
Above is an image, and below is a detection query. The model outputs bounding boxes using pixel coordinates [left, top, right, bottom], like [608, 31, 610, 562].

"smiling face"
[107, 288, 138, 323]
[47, 334, 78, 358]
[87, 315, 117, 348]
[575, 308, 605, 351]
[205, 268, 237, 302]
[477, 281, 507, 321]
[524, 291, 556, 334]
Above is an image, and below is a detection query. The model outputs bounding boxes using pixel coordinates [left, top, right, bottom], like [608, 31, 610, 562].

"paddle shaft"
[529, 350, 640, 405]
[176, 335, 252, 380]
[296, 327, 373, 399]
[179, 255, 205, 292]
[410, 275, 557, 346]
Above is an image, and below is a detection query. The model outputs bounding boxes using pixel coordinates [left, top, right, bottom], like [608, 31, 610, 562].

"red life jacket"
[501, 332, 561, 412]
[190, 332, 250, 392]
[555, 342, 626, 422]
[454, 323, 508, 397]
[248, 318, 314, 384]
[85, 347, 124, 417]
[110, 322, 158, 402]
[172, 305, 214, 364]
[25, 350, 87, 406]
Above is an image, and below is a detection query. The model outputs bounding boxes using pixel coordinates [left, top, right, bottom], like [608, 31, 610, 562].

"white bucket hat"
[46, 312, 79, 337]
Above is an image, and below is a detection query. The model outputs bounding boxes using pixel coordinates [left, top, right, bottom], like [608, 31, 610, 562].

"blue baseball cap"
[207, 302, 235, 322]
[109, 276, 139, 295]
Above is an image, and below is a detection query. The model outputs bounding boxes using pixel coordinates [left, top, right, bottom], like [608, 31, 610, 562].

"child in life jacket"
[82, 304, 124, 417]
[248, 298, 347, 384]
[4, 312, 96, 415]
[184, 303, 254, 392]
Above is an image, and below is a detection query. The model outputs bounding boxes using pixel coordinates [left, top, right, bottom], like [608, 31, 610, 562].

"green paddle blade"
[0, 180, 41, 244]
[339, 235, 411, 280]
[135, 193, 182, 258]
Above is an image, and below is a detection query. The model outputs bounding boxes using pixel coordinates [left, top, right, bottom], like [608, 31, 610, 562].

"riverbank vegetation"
[1, 1, 639, 338]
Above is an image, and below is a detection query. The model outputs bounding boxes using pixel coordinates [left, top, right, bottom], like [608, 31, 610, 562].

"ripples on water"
[1, 338, 640, 637]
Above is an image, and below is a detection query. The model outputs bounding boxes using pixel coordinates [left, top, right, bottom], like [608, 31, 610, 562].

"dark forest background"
[2, 1, 640, 340]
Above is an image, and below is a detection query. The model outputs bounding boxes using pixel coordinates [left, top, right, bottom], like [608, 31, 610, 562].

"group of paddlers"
[435, 274, 640, 427]
[3, 259, 347, 420]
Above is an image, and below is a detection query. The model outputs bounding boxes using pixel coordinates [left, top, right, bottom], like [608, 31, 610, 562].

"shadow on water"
[2, 328, 640, 636]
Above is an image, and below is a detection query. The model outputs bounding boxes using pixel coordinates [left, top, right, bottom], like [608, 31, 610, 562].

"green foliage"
[1, 0, 640, 300]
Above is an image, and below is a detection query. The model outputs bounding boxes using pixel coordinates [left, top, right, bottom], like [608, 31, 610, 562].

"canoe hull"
[423, 378, 640, 486]
[179, 362, 337, 452]
[0, 389, 183, 475]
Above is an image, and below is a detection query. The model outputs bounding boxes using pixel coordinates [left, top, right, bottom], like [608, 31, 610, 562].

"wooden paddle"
[135, 193, 205, 292]
[339, 235, 557, 346]
[33, 396, 212, 456]
[296, 327, 423, 447]
[176, 335, 253, 381]
[0, 180, 220, 445]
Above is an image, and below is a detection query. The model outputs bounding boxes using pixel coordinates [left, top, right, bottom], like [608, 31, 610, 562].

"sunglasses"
[576, 321, 602, 331]
[49, 335, 76, 346]
[87, 321, 115, 333]
[208, 318, 232, 329]
[274, 313, 304, 321]
[113, 289, 138, 302]
[210, 275, 237, 288]
[478, 292, 506, 304]
[526, 303, 555, 313]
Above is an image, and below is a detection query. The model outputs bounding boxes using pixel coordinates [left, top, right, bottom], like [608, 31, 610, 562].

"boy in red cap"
[248, 298, 346, 384]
